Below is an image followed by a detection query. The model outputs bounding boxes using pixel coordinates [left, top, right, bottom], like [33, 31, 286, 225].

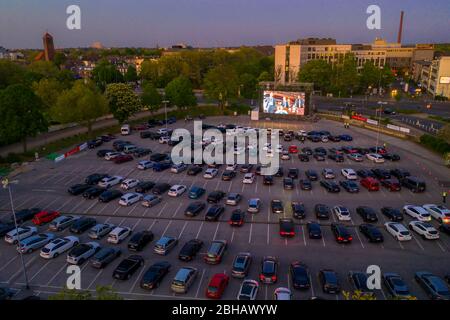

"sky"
[0, 0, 449, 49]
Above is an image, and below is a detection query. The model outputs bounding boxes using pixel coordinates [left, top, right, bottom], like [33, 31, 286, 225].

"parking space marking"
[161, 221, 173, 237]
[212, 222, 221, 241]
[412, 236, 425, 251]
[146, 220, 157, 231]
[301, 225, 307, 246]
[83, 200, 99, 214]
[248, 220, 253, 244]
[0, 255, 18, 273]
[436, 241, 447, 253]
[355, 229, 365, 248]
[86, 269, 104, 290]
[43, 196, 62, 211]
[56, 198, 75, 211]
[195, 268, 206, 298]
[178, 221, 188, 239]
[7, 255, 37, 284]
[131, 219, 142, 231]
[29, 260, 52, 283]
[129, 264, 147, 293]
[267, 224, 270, 245]
[195, 221, 204, 239]
[157, 203, 168, 217]
[309, 274, 315, 297]
[126, 204, 140, 216]
[172, 202, 184, 218]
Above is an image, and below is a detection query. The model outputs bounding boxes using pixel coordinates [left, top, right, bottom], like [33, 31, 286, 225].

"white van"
[121, 124, 131, 136]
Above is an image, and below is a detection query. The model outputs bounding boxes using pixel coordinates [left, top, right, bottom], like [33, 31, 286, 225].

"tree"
[0, 60, 26, 89]
[239, 73, 258, 99]
[438, 124, 450, 144]
[28, 61, 60, 79]
[360, 61, 380, 92]
[52, 81, 109, 136]
[0, 84, 48, 152]
[92, 60, 124, 91]
[257, 71, 272, 82]
[32, 78, 64, 114]
[105, 83, 142, 123]
[124, 65, 138, 83]
[141, 82, 162, 113]
[342, 291, 377, 300]
[53, 52, 67, 68]
[140, 59, 159, 85]
[164, 76, 197, 109]
[48, 285, 122, 300]
[203, 65, 239, 110]
[332, 54, 359, 96]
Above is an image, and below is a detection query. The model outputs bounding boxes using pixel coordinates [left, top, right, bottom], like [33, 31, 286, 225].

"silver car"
[171, 267, 198, 294]
[17, 233, 55, 254]
[67, 242, 101, 265]
[141, 195, 162, 208]
[49, 215, 80, 231]
[154, 236, 178, 255]
[88, 223, 115, 240]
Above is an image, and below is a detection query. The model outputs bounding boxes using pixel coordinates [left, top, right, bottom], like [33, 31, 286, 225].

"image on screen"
[262, 91, 306, 115]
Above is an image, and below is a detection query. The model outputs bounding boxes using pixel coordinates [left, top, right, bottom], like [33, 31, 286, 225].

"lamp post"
[376, 101, 388, 151]
[162, 100, 169, 129]
[1, 178, 30, 290]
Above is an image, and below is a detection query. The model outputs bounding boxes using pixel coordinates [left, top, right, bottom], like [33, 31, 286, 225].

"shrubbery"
[420, 134, 450, 155]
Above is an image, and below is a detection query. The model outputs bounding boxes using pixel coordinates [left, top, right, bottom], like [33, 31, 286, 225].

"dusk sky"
[0, 0, 449, 49]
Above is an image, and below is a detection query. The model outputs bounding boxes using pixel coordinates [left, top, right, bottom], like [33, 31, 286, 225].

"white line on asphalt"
[126, 204, 140, 216]
[212, 222, 220, 241]
[355, 229, 365, 249]
[436, 241, 446, 253]
[195, 269, 206, 298]
[29, 260, 52, 282]
[131, 219, 142, 231]
[231, 229, 235, 243]
[178, 221, 188, 239]
[70, 199, 86, 213]
[266, 224, 270, 245]
[111, 206, 122, 216]
[309, 274, 315, 297]
[301, 225, 307, 246]
[398, 241, 404, 250]
[161, 221, 173, 237]
[412, 236, 425, 251]
[195, 222, 204, 239]
[248, 221, 253, 244]
[172, 202, 184, 218]
[45, 263, 68, 286]
[56, 198, 74, 211]
[129, 264, 147, 293]
[0, 255, 18, 273]
[146, 220, 157, 231]
[157, 203, 168, 217]
[86, 269, 104, 290]
[8, 255, 38, 284]
[322, 235, 326, 247]
[83, 200, 98, 214]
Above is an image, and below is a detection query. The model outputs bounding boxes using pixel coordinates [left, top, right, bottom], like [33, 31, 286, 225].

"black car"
[359, 224, 384, 243]
[401, 176, 426, 193]
[381, 207, 404, 221]
[348, 271, 374, 296]
[371, 169, 391, 180]
[207, 191, 226, 203]
[12, 208, 41, 224]
[90, 247, 122, 269]
[260, 257, 279, 284]
[85, 173, 108, 185]
[382, 153, 400, 161]
[319, 270, 341, 294]
[140, 261, 171, 290]
[283, 177, 294, 190]
[187, 165, 203, 176]
[331, 224, 353, 243]
[87, 139, 103, 149]
[383, 273, 410, 298]
[152, 183, 171, 195]
[301, 147, 313, 155]
[339, 180, 360, 193]
[320, 181, 340, 193]
[290, 261, 310, 290]
[229, 210, 245, 226]
[134, 181, 155, 194]
[356, 206, 379, 222]
[390, 168, 411, 180]
[305, 170, 318, 181]
[97, 149, 114, 157]
[113, 255, 144, 280]
[279, 218, 295, 237]
[70, 217, 97, 234]
[414, 272, 450, 300]
[185, 201, 206, 217]
[98, 190, 123, 203]
[313, 153, 325, 161]
[291, 202, 306, 219]
[315, 204, 330, 220]
[329, 135, 341, 142]
[328, 153, 344, 162]
[68, 184, 92, 196]
[128, 231, 154, 251]
[83, 187, 105, 199]
[314, 147, 327, 155]
[150, 153, 170, 162]
[307, 221, 322, 239]
[275, 167, 284, 177]
[240, 164, 253, 173]
[222, 170, 236, 181]
[439, 224, 450, 235]
[288, 168, 299, 179]
[0, 222, 15, 237]
[298, 153, 310, 162]
[178, 239, 203, 261]
[133, 148, 152, 158]
[205, 205, 225, 221]
[263, 175, 274, 185]
[356, 169, 375, 179]
[299, 179, 312, 190]
[271, 200, 284, 214]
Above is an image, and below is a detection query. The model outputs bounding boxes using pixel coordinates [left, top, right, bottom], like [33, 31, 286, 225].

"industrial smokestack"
[397, 11, 404, 44]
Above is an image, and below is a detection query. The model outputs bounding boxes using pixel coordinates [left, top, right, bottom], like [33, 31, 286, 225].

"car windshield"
[263, 261, 275, 274]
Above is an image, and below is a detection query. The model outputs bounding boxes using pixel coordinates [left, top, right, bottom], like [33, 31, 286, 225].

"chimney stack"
[397, 11, 404, 44]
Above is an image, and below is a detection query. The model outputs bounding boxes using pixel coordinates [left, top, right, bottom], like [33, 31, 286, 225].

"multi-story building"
[43, 32, 55, 61]
[418, 56, 450, 98]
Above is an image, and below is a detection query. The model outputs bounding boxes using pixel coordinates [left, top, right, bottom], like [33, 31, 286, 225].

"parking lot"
[1, 116, 449, 300]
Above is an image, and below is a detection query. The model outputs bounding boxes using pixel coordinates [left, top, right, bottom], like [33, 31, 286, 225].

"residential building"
[418, 56, 450, 98]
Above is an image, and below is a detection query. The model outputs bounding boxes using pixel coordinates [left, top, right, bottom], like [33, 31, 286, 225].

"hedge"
[420, 134, 450, 155]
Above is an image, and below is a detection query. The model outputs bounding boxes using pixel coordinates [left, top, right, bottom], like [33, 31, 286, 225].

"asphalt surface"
[1, 116, 449, 300]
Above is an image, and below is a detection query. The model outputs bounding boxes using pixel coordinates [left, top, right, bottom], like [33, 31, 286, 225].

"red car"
[360, 177, 380, 191]
[205, 273, 229, 299]
[114, 154, 133, 164]
[288, 145, 298, 154]
[32, 211, 60, 226]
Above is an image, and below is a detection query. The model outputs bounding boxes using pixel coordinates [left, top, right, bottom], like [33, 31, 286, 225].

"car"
[273, 287, 292, 300]
[290, 261, 310, 290]
[283, 177, 295, 190]
[107, 227, 132, 244]
[359, 224, 384, 243]
[339, 134, 353, 141]
[307, 221, 322, 239]
[171, 267, 198, 294]
[247, 198, 262, 213]
[259, 256, 278, 284]
[298, 179, 312, 191]
[11, 208, 41, 224]
[98, 176, 123, 188]
[381, 207, 404, 222]
[48, 215, 80, 232]
[207, 191, 226, 203]
[229, 209, 245, 226]
[315, 204, 330, 220]
[360, 177, 380, 191]
[240, 164, 254, 173]
[120, 179, 140, 190]
[88, 223, 115, 239]
[128, 231, 154, 251]
[16, 232, 55, 254]
[135, 181, 155, 193]
[357, 169, 375, 179]
[347, 153, 363, 162]
[288, 168, 299, 179]
[371, 168, 391, 180]
[168, 184, 187, 197]
[422, 204, 450, 223]
[205, 205, 225, 221]
[97, 149, 114, 157]
[243, 173, 256, 184]
[150, 153, 170, 162]
[322, 168, 335, 179]
[319, 269, 340, 294]
[439, 224, 450, 235]
[366, 153, 385, 163]
[40, 236, 79, 259]
[85, 173, 109, 185]
[171, 163, 188, 174]
[348, 271, 375, 297]
[69, 217, 97, 234]
[98, 190, 123, 203]
[5, 226, 38, 245]
[152, 183, 171, 195]
[231, 252, 252, 278]
[381, 178, 401, 192]
[301, 147, 313, 155]
[383, 273, 411, 299]
[141, 195, 162, 208]
[263, 175, 274, 185]
[140, 261, 171, 290]
[221, 170, 236, 181]
[339, 180, 359, 193]
[385, 222, 412, 241]
[271, 200, 284, 214]
[203, 168, 219, 179]
[184, 201, 206, 217]
[206, 273, 229, 299]
[281, 150, 291, 160]
[237, 279, 259, 300]
[187, 165, 203, 176]
[390, 168, 411, 180]
[0, 222, 15, 237]
[152, 160, 173, 172]
[154, 236, 178, 255]
[415, 271, 450, 300]
[87, 138, 103, 149]
[314, 147, 327, 155]
[159, 136, 170, 144]
[204, 240, 227, 264]
[105, 152, 123, 161]
[226, 193, 242, 206]
[356, 206, 378, 222]
[137, 160, 153, 170]
[331, 223, 353, 243]
[298, 153, 310, 162]
[225, 163, 238, 171]
[279, 218, 295, 237]
[133, 148, 152, 158]
[328, 153, 344, 162]
[83, 186, 105, 199]
[290, 201, 305, 219]
[113, 255, 144, 280]
[409, 221, 440, 240]
[333, 206, 351, 221]
[320, 181, 340, 193]
[119, 193, 143, 206]
[114, 154, 133, 164]
[382, 153, 401, 161]
[403, 205, 432, 222]
[369, 147, 387, 154]
[90, 248, 121, 269]
[341, 169, 357, 180]
[178, 239, 203, 262]
[32, 211, 60, 226]
[67, 184, 92, 195]
[288, 145, 298, 153]
[66, 242, 101, 265]
[305, 170, 318, 181]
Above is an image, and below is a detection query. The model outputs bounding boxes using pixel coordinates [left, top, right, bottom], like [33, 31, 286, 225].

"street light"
[1, 178, 30, 290]
[162, 100, 169, 129]
[376, 101, 388, 151]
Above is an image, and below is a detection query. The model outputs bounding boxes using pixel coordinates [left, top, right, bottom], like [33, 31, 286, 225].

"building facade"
[43, 32, 55, 61]
[418, 56, 450, 98]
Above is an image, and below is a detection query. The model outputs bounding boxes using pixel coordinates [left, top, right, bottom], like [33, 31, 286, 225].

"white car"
[88, 223, 116, 239]
[297, 130, 307, 137]
[273, 287, 292, 300]
[107, 227, 132, 244]
[281, 151, 291, 160]
[366, 153, 385, 163]
[385, 222, 412, 241]
[66, 242, 101, 265]
[168, 185, 187, 197]
[422, 204, 450, 223]
[104, 152, 122, 161]
[5, 226, 38, 244]
[226, 164, 238, 171]
[159, 136, 170, 144]
[237, 279, 259, 300]
[341, 168, 357, 180]
[322, 168, 335, 179]
[120, 179, 140, 190]
[243, 173, 256, 184]
[348, 153, 363, 162]
[203, 168, 218, 179]
[403, 205, 432, 222]
[333, 206, 351, 221]
[119, 193, 143, 206]
[157, 128, 169, 135]
[137, 160, 153, 170]
[98, 176, 123, 188]
[408, 221, 440, 240]
[40, 236, 79, 259]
